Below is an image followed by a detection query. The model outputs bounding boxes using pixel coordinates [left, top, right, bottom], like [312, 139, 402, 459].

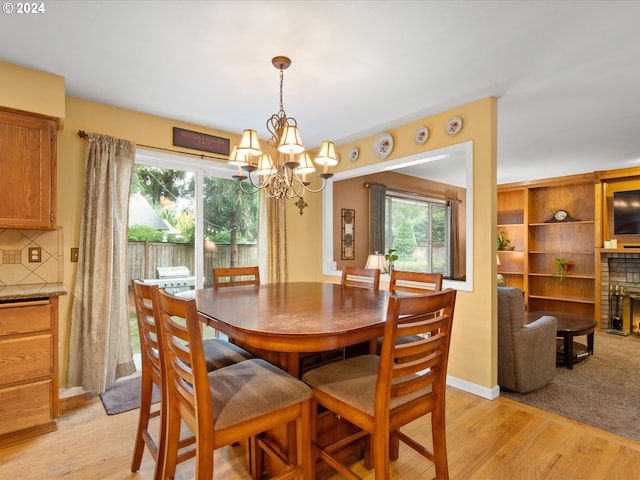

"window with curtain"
[384, 191, 450, 276]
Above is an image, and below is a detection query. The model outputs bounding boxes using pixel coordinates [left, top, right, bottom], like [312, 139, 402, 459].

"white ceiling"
[1, 1, 639, 184]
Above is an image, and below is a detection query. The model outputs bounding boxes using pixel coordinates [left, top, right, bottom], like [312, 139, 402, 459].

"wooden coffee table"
[536, 311, 596, 369]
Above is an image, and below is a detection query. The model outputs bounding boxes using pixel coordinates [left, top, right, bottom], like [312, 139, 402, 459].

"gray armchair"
[498, 287, 557, 393]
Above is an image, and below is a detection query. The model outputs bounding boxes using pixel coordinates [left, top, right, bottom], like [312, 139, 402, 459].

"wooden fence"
[128, 242, 258, 286]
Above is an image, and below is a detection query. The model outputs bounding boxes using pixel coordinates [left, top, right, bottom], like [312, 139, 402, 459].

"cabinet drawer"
[0, 334, 52, 386]
[0, 380, 52, 436]
[0, 301, 52, 336]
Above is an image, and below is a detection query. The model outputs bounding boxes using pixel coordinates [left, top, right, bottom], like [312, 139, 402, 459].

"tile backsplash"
[0, 228, 63, 285]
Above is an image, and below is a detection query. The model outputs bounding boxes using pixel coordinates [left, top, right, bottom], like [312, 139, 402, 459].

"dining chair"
[303, 288, 457, 480]
[213, 266, 260, 288]
[389, 270, 443, 294]
[154, 287, 313, 480]
[371, 270, 445, 355]
[341, 266, 381, 290]
[129, 279, 253, 479]
[300, 267, 380, 375]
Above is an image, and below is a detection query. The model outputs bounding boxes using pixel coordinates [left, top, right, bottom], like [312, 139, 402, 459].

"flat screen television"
[613, 189, 640, 235]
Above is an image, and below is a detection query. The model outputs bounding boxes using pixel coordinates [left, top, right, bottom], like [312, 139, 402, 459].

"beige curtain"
[264, 194, 287, 283]
[67, 133, 136, 394]
[448, 198, 460, 280]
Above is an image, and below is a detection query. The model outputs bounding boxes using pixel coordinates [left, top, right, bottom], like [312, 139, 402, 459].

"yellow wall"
[4, 62, 499, 397]
[0, 61, 65, 122]
[290, 98, 499, 395]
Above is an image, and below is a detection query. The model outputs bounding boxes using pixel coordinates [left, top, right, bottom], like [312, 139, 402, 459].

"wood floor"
[1, 387, 639, 480]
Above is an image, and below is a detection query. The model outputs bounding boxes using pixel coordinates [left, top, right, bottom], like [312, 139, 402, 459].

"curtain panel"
[265, 194, 287, 283]
[448, 197, 460, 280]
[368, 182, 387, 254]
[67, 133, 136, 394]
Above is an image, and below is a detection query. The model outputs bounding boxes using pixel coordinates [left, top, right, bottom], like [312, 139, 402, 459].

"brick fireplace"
[600, 251, 640, 334]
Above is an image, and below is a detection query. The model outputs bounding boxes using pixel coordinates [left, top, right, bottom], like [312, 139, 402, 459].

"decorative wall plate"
[445, 116, 463, 136]
[374, 133, 393, 159]
[414, 126, 429, 145]
[349, 147, 359, 162]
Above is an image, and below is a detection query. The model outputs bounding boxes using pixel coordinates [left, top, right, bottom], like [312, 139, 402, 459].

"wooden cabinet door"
[0, 107, 57, 229]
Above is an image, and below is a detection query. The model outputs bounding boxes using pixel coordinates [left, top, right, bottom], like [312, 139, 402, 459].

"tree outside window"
[385, 195, 449, 275]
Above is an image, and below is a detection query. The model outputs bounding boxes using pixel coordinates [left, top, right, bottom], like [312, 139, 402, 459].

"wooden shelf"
[499, 175, 597, 321]
[529, 220, 595, 226]
[529, 251, 593, 255]
[529, 294, 595, 305]
[529, 273, 595, 280]
[598, 247, 640, 253]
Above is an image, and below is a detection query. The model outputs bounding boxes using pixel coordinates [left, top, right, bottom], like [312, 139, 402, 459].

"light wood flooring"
[1, 387, 639, 479]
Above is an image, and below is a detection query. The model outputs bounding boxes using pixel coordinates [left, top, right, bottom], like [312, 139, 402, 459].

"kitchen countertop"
[0, 283, 68, 302]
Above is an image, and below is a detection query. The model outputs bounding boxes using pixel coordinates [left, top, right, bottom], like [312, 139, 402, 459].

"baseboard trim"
[447, 375, 500, 400]
[59, 386, 88, 399]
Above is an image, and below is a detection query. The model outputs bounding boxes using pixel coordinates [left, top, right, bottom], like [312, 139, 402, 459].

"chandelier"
[228, 56, 338, 200]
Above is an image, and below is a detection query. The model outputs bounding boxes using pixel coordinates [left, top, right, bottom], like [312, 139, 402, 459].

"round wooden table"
[194, 282, 390, 377]
[537, 311, 597, 369]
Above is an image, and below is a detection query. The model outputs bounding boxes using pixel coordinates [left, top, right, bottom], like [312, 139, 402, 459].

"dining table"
[195, 281, 393, 472]
[194, 281, 392, 378]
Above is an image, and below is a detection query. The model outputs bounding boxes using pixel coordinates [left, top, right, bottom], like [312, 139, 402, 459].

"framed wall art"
[341, 208, 355, 260]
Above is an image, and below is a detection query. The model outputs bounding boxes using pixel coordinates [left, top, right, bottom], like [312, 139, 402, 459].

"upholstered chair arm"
[510, 315, 557, 393]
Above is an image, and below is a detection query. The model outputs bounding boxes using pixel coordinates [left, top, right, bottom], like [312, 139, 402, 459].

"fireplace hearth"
[601, 251, 640, 335]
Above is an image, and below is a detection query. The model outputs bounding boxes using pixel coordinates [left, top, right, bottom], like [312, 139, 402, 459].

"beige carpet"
[501, 331, 640, 442]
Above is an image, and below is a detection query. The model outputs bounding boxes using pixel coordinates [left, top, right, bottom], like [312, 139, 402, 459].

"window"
[130, 149, 261, 288]
[202, 175, 258, 286]
[127, 149, 261, 360]
[384, 191, 450, 276]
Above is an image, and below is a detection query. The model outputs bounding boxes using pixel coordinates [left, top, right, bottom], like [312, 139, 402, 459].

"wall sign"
[341, 208, 355, 260]
[173, 127, 230, 155]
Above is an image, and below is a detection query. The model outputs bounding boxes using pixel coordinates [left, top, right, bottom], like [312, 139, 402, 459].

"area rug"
[99, 374, 160, 415]
[501, 331, 640, 442]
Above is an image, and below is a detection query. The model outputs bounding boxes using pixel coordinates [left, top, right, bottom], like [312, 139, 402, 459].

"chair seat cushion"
[203, 338, 252, 371]
[209, 358, 311, 430]
[303, 355, 431, 416]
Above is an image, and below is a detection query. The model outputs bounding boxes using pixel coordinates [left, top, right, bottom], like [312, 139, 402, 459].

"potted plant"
[553, 258, 570, 280]
[497, 230, 514, 251]
[385, 248, 398, 272]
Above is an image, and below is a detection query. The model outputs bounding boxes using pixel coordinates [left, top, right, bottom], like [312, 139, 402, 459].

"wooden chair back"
[213, 266, 260, 288]
[154, 288, 207, 433]
[132, 280, 162, 391]
[304, 288, 457, 479]
[377, 289, 457, 476]
[130, 280, 164, 476]
[341, 266, 381, 290]
[154, 287, 313, 480]
[389, 270, 443, 294]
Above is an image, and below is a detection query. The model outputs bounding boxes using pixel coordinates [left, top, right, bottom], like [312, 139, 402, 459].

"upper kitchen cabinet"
[0, 107, 58, 229]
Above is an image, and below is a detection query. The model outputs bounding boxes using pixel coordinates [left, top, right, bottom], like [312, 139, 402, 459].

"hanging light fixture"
[229, 56, 337, 199]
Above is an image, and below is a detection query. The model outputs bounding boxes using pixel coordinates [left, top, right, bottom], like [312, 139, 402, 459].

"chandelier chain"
[279, 67, 284, 113]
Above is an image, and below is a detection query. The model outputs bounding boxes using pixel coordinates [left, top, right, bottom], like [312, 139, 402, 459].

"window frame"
[135, 148, 247, 289]
[384, 190, 451, 276]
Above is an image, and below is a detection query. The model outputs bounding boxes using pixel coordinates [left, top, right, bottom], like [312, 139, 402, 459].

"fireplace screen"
[631, 295, 640, 336]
